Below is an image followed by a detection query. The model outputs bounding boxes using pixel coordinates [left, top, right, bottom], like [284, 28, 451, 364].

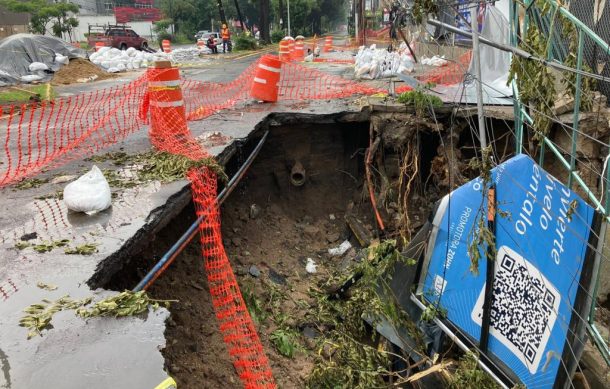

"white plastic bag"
[328, 240, 352, 256]
[306, 258, 317, 273]
[63, 165, 111, 214]
[29, 62, 49, 72]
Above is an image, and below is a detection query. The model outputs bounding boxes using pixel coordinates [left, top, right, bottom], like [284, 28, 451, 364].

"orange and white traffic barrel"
[95, 41, 105, 52]
[146, 61, 189, 147]
[323, 36, 333, 52]
[286, 36, 295, 56]
[250, 55, 282, 102]
[162, 39, 171, 53]
[292, 39, 305, 62]
[279, 39, 291, 61]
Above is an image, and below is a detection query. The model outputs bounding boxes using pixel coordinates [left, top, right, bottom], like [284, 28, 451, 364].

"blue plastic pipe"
[133, 130, 270, 291]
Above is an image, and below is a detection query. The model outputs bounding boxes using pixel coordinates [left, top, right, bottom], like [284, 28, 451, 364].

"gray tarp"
[0, 34, 86, 86]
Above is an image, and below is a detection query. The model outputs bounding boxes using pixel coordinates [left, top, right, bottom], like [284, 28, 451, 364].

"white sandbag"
[97, 46, 111, 54]
[63, 165, 111, 214]
[55, 53, 69, 65]
[29, 62, 49, 72]
[106, 67, 120, 73]
[126, 47, 137, 56]
[21, 74, 44, 82]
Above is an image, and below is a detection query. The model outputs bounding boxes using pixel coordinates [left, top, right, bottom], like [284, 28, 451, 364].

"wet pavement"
[0, 47, 364, 389]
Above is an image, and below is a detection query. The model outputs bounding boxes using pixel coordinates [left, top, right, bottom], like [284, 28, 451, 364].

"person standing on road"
[221, 24, 231, 53]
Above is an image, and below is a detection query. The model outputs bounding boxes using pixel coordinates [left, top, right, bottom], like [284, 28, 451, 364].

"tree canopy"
[159, 0, 346, 40]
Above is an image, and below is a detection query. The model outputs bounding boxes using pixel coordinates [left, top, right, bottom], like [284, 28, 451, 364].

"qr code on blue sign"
[471, 245, 560, 373]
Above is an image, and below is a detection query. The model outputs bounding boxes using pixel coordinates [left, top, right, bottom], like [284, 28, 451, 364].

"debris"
[249, 204, 261, 219]
[19, 295, 92, 339]
[421, 55, 448, 67]
[302, 326, 319, 339]
[329, 214, 336, 220]
[51, 175, 77, 184]
[268, 268, 287, 285]
[328, 240, 352, 257]
[345, 215, 373, 247]
[326, 231, 341, 243]
[16, 239, 70, 253]
[306, 258, 317, 273]
[63, 165, 112, 214]
[36, 282, 58, 291]
[75, 290, 172, 319]
[19, 232, 37, 241]
[249, 265, 261, 278]
[64, 243, 99, 255]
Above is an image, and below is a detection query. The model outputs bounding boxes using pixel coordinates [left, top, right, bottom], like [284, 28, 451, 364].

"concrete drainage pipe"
[290, 161, 306, 186]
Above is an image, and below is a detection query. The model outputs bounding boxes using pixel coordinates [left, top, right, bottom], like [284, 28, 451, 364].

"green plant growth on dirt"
[270, 329, 299, 358]
[234, 33, 258, 51]
[19, 290, 173, 339]
[0, 84, 55, 104]
[308, 240, 426, 388]
[396, 86, 443, 117]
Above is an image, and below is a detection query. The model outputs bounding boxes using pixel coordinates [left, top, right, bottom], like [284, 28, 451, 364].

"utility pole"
[287, 0, 291, 36]
[216, 0, 227, 25]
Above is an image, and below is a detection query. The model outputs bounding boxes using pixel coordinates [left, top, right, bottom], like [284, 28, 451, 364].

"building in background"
[0, 6, 30, 38]
[68, 0, 163, 42]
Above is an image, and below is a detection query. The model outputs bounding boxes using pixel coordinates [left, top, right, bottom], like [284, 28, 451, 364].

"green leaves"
[270, 329, 298, 358]
[19, 290, 174, 339]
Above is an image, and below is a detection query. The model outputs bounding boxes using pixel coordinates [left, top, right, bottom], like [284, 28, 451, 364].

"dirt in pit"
[105, 123, 373, 388]
[52, 58, 116, 85]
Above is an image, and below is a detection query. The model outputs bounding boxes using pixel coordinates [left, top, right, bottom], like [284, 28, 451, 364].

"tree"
[49, 2, 79, 40]
[259, 0, 270, 42]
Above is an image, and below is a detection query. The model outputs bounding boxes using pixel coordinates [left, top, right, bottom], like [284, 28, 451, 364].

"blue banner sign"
[418, 154, 594, 387]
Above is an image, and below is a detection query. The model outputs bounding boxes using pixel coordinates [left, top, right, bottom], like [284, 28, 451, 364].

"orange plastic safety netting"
[145, 75, 275, 386]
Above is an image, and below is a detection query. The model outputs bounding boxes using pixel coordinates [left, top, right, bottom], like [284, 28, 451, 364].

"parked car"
[199, 32, 221, 45]
[87, 24, 149, 51]
[194, 30, 209, 40]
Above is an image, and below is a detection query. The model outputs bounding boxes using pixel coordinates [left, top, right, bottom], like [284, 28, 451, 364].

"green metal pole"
[568, 30, 584, 189]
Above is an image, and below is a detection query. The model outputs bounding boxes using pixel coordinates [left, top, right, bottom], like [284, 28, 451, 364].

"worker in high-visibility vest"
[221, 23, 231, 53]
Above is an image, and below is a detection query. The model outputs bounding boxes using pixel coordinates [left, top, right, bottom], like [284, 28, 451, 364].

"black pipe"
[134, 130, 270, 291]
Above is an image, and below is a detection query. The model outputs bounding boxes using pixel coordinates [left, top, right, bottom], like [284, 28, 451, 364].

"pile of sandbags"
[89, 47, 168, 72]
[90, 47, 209, 72]
[354, 44, 415, 79]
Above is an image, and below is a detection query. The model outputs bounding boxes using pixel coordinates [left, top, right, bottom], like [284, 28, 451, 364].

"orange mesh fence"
[416, 50, 472, 85]
[146, 67, 275, 387]
[0, 78, 147, 187]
